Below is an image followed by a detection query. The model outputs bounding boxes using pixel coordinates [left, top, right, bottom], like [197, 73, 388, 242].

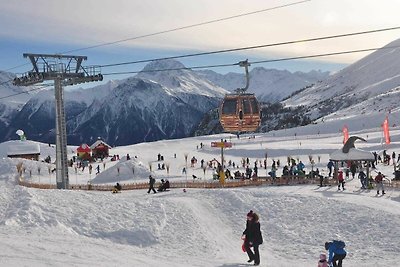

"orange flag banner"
[342, 125, 349, 144]
[383, 116, 391, 144]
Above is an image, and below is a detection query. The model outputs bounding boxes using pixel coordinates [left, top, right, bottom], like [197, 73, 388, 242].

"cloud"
[1, 0, 400, 65]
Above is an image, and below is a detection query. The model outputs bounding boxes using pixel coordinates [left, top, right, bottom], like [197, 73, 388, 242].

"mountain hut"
[90, 139, 112, 159]
[7, 140, 40, 161]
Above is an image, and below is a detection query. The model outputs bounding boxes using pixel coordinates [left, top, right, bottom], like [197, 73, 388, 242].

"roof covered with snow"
[329, 147, 375, 161]
[7, 140, 40, 156]
[77, 143, 91, 152]
[90, 140, 112, 150]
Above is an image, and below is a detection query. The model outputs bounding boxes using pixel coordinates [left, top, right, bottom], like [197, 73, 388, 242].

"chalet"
[90, 139, 112, 159]
[7, 140, 40, 161]
[76, 143, 91, 160]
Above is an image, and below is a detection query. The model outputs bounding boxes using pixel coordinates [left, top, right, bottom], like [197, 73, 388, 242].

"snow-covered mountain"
[7, 37, 400, 146]
[198, 67, 329, 102]
[67, 77, 221, 145]
[3, 80, 120, 143]
[0, 71, 34, 109]
[0, 71, 45, 140]
[2, 60, 225, 145]
[136, 60, 227, 98]
[283, 38, 400, 129]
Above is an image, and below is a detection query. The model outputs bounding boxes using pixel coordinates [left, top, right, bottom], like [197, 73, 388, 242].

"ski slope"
[0, 124, 399, 266]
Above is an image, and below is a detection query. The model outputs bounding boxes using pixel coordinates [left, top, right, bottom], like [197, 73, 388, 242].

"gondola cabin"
[219, 93, 261, 132]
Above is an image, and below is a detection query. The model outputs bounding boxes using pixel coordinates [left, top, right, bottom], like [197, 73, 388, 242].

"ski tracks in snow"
[170, 195, 240, 261]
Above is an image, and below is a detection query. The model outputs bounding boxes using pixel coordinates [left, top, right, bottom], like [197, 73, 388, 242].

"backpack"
[333, 240, 346, 249]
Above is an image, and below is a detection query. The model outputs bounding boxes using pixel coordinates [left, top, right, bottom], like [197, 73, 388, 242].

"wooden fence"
[17, 176, 400, 191]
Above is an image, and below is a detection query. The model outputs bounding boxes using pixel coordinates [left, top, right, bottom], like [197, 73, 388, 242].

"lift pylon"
[13, 54, 103, 189]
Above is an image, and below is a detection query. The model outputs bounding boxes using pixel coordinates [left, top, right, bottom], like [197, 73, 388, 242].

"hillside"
[0, 120, 399, 266]
[283, 38, 400, 129]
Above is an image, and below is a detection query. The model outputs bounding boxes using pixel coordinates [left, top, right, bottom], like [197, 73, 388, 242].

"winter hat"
[247, 210, 254, 217]
[319, 253, 327, 261]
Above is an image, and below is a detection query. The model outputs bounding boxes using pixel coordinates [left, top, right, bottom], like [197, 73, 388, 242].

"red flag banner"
[342, 125, 349, 144]
[383, 116, 391, 144]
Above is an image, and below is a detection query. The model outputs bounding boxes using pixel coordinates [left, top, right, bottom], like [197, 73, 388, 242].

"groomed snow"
[0, 122, 399, 266]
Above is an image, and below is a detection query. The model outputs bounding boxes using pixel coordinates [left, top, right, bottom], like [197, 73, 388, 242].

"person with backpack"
[325, 240, 347, 267]
[358, 170, 367, 189]
[374, 172, 385, 195]
[241, 210, 263, 266]
[147, 175, 156, 194]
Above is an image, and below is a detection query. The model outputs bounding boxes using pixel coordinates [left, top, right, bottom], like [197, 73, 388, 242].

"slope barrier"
[17, 176, 400, 191]
[17, 176, 327, 191]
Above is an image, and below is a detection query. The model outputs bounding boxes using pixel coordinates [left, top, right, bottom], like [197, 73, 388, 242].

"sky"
[0, 117, 399, 266]
[1, 0, 400, 86]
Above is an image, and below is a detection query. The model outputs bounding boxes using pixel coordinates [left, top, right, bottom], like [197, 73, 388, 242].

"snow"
[0, 121, 400, 266]
[282, 38, 400, 126]
[6, 140, 40, 156]
[330, 148, 375, 161]
[136, 59, 228, 98]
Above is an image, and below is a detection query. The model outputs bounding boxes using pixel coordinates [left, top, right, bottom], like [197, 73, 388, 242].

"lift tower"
[13, 54, 103, 189]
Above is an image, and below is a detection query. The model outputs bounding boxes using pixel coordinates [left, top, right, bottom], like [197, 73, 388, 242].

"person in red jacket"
[337, 170, 345, 191]
[374, 172, 385, 195]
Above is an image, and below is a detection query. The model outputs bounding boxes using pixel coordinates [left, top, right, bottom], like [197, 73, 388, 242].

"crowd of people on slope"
[325, 149, 393, 194]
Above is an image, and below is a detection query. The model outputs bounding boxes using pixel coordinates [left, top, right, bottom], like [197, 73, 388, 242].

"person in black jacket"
[112, 182, 122, 193]
[242, 210, 263, 266]
[147, 175, 156, 194]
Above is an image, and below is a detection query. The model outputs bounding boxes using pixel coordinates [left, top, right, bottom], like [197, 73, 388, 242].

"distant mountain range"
[198, 67, 329, 102]
[0, 58, 326, 145]
[2, 37, 400, 146]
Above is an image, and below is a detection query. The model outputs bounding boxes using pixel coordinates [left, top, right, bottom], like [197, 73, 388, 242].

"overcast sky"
[1, 0, 400, 79]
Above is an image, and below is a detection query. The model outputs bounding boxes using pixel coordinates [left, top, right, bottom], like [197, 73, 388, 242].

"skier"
[327, 161, 334, 177]
[242, 210, 263, 266]
[350, 162, 357, 178]
[147, 175, 156, 194]
[325, 240, 347, 267]
[338, 170, 345, 191]
[358, 170, 367, 189]
[374, 172, 385, 195]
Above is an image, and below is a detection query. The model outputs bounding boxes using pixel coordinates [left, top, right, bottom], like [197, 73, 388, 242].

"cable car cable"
[100, 44, 400, 76]
[0, 1, 310, 75]
[4, 44, 400, 100]
[62, 0, 311, 54]
[0, 84, 53, 101]
[99, 25, 400, 68]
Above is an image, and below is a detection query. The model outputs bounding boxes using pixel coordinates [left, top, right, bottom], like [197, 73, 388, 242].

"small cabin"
[77, 143, 91, 160]
[7, 140, 40, 161]
[90, 139, 112, 159]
